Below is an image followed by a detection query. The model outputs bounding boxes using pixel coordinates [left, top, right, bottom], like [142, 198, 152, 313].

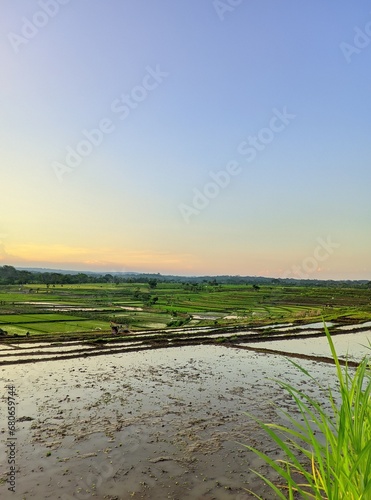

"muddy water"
[0, 345, 341, 500]
[247, 330, 371, 361]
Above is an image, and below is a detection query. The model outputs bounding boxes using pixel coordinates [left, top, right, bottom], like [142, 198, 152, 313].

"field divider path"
[0, 322, 367, 366]
[226, 344, 360, 368]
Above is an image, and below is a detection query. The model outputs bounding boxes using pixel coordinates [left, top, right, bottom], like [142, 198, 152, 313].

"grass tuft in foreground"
[243, 324, 371, 499]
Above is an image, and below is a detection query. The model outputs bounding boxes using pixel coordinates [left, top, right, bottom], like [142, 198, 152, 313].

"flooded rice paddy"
[0, 322, 370, 499]
[250, 329, 371, 361]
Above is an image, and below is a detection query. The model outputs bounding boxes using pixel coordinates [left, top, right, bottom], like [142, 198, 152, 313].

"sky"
[0, 0, 370, 279]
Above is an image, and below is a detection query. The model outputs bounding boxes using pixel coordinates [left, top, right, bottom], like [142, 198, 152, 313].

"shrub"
[243, 324, 371, 499]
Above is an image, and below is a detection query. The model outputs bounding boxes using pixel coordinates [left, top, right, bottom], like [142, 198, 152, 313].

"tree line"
[0, 265, 369, 288]
[0, 265, 115, 285]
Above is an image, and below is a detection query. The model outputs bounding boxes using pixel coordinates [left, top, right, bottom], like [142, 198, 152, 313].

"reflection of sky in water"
[337, 321, 371, 331]
[271, 321, 334, 332]
[248, 331, 371, 361]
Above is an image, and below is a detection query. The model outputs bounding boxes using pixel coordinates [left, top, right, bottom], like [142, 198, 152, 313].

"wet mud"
[0, 345, 340, 500]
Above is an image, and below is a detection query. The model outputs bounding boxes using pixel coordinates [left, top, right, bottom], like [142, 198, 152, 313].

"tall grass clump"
[244, 324, 371, 499]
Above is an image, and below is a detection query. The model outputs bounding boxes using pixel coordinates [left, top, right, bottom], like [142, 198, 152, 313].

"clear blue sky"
[0, 0, 370, 278]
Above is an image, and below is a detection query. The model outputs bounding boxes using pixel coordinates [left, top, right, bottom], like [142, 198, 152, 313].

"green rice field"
[0, 282, 370, 337]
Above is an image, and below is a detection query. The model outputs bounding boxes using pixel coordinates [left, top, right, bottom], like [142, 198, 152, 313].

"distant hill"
[11, 266, 370, 286]
[15, 267, 96, 275]
[15, 267, 140, 276]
